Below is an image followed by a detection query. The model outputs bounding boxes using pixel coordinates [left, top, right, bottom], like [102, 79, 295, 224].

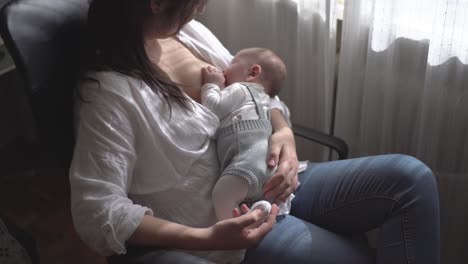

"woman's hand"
[264, 109, 299, 204]
[204, 204, 278, 250]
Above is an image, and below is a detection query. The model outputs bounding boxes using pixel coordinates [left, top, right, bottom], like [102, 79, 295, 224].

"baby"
[201, 48, 287, 222]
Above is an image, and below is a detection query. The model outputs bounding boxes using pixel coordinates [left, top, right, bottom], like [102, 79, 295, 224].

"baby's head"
[224, 48, 286, 97]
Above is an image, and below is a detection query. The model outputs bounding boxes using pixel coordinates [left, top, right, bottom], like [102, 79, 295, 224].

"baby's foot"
[249, 200, 271, 224]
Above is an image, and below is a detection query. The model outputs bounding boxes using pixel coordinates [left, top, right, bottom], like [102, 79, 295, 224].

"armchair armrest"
[292, 124, 348, 160]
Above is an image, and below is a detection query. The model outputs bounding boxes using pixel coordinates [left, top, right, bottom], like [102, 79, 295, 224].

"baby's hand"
[202, 66, 225, 87]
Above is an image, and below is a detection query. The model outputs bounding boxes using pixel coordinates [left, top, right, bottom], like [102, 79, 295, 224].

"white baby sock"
[248, 200, 271, 224]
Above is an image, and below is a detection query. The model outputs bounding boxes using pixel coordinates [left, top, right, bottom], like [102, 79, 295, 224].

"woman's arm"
[128, 205, 278, 250]
[263, 109, 299, 204]
[70, 83, 148, 255]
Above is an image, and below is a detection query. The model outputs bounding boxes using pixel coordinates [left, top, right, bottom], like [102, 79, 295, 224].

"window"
[371, 0, 468, 65]
[337, 0, 345, 20]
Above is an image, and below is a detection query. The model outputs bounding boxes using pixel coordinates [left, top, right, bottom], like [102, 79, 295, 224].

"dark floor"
[0, 145, 106, 264]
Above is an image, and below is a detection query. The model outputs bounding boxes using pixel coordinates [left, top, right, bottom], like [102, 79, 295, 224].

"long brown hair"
[83, 0, 207, 110]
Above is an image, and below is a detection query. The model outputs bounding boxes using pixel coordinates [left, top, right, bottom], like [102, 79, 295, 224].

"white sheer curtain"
[199, 0, 337, 161]
[335, 0, 468, 262]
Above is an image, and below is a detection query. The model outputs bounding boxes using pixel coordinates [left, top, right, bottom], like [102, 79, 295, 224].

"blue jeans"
[108, 154, 440, 264]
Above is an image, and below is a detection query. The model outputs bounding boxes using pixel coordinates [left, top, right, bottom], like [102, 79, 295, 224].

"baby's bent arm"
[201, 83, 249, 119]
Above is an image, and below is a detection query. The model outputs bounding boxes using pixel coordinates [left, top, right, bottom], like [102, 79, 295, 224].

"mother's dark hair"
[84, 0, 207, 109]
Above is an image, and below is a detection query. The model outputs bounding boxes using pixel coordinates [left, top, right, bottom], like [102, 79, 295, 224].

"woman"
[70, 0, 440, 263]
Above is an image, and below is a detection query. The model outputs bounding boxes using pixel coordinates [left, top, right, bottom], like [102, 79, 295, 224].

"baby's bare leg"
[212, 175, 249, 221]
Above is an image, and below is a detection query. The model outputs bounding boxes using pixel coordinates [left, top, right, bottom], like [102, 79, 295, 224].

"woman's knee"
[383, 154, 437, 198]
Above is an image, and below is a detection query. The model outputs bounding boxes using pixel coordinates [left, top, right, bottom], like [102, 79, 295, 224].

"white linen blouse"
[69, 20, 291, 262]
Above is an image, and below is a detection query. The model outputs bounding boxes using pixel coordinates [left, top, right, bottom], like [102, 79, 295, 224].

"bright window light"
[337, 0, 345, 20]
[371, 0, 468, 65]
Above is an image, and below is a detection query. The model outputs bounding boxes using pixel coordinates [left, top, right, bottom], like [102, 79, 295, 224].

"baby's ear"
[247, 65, 262, 81]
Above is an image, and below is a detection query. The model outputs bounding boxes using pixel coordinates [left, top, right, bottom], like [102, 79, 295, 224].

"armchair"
[0, 0, 89, 167]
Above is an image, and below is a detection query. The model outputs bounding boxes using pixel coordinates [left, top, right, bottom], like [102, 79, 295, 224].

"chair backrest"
[0, 0, 89, 166]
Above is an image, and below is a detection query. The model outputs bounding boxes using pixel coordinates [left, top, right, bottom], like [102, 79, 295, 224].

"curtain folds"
[200, 0, 336, 161]
[336, 0, 468, 169]
[335, 1, 468, 262]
